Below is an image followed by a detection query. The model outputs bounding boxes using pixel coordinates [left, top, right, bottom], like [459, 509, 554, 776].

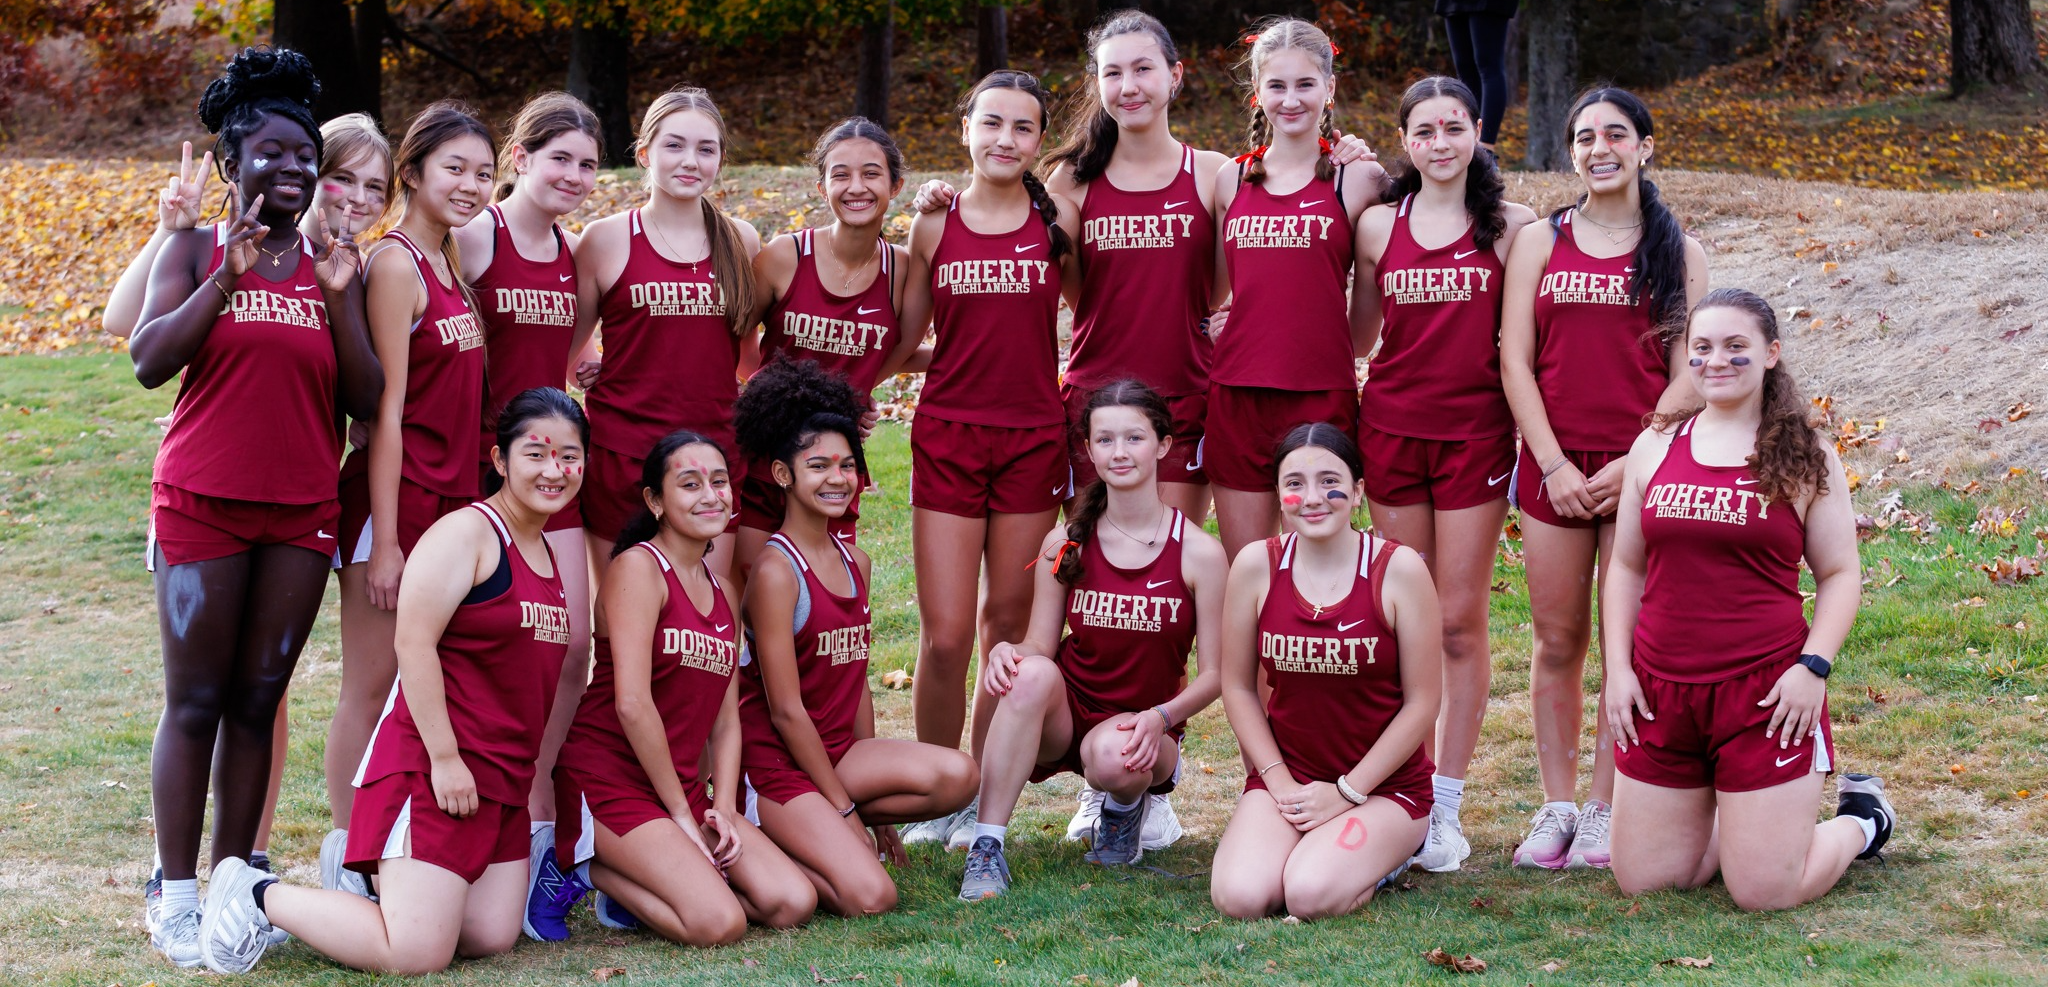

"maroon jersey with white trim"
[1256, 532, 1431, 785]
[154, 224, 340, 504]
[587, 209, 739, 456]
[382, 229, 487, 498]
[1215, 172, 1355, 392]
[1532, 210, 1666, 450]
[1362, 195, 1511, 440]
[355, 502, 569, 804]
[758, 228, 899, 403]
[919, 199, 1063, 428]
[1633, 419, 1808, 683]
[737, 534, 872, 767]
[1068, 145, 1214, 398]
[1055, 510, 1196, 735]
[474, 205, 577, 427]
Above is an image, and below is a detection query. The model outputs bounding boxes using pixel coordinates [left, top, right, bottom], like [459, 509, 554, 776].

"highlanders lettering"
[519, 601, 572, 645]
[1261, 631, 1379, 675]
[816, 624, 871, 667]
[933, 258, 1052, 295]
[435, 311, 485, 351]
[1225, 213, 1336, 250]
[1645, 480, 1770, 524]
[782, 311, 889, 357]
[1084, 212, 1195, 251]
[627, 280, 725, 318]
[662, 626, 738, 677]
[492, 287, 575, 327]
[227, 288, 327, 330]
[1380, 266, 1493, 305]
[1538, 269, 1632, 306]
[1069, 589, 1183, 634]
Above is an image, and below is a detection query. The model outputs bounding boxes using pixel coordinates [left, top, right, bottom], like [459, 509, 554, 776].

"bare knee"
[164, 683, 228, 739]
[662, 898, 747, 947]
[1282, 876, 1358, 922]
[756, 882, 818, 929]
[1211, 877, 1280, 921]
[1005, 656, 1064, 705]
[920, 621, 976, 670]
[833, 872, 898, 917]
[1440, 616, 1490, 664]
[936, 749, 980, 805]
[454, 924, 519, 961]
[1726, 876, 1801, 913]
[1080, 733, 1145, 795]
[381, 941, 459, 976]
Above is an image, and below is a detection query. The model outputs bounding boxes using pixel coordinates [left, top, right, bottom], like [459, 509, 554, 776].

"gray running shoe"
[1414, 804, 1472, 873]
[1064, 786, 1104, 844]
[320, 828, 373, 900]
[1083, 797, 1147, 866]
[958, 836, 1012, 901]
[1141, 792, 1185, 851]
[150, 900, 203, 969]
[944, 797, 981, 851]
[198, 857, 276, 974]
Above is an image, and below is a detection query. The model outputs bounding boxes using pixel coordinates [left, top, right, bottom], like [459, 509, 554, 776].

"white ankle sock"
[1543, 800, 1578, 817]
[163, 878, 199, 910]
[1104, 792, 1141, 814]
[573, 861, 593, 885]
[532, 819, 554, 836]
[1851, 815, 1877, 853]
[974, 823, 1008, 848]
[1432, 775, 1465, 813]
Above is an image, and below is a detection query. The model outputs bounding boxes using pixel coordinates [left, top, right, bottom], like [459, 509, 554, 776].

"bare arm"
[1340, 546, 1441, 795]
[390, 510, 496, 817]
[1208, 167, 1239, 313]
[745, 553, 856, 811]
[1797, 447, 1862, 663]
[605, 550, 699, 819]
[108, 143, 213, 338]
[1218, 545, 1288, 789]
[1349, 205, 1393, 361]
[1161, 528, 1228, 728]
[363, 244, 425, 611]
[1601, 429, 1673, 747]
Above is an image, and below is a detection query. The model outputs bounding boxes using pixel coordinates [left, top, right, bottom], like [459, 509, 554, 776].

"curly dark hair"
[196, 46, 323, 180]
[733, 354, 868, 481]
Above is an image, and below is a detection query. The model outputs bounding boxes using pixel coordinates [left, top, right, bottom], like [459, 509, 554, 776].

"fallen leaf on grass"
[1541, 960, 1565, 973]
[591, 968, 626, 982]
[1422, 948, 1487, 973]
[2000, 324, 2033, 343]
[879, 669, 912, 690]
[1617, 900, 1642, 917]
[1264, 960, 1278, 973]
[1661, 955, 1714, 968]
[1981, 418, 2004, 432]
[1468, 896, 1490, 909]
[744, 959, 759, 968]
[2008, 401, 2033, 423]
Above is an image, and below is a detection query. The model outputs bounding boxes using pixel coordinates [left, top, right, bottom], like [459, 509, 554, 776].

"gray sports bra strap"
[764, 536, 812, 634]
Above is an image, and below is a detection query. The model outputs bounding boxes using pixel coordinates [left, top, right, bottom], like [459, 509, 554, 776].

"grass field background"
[3, 355, 2047, 985]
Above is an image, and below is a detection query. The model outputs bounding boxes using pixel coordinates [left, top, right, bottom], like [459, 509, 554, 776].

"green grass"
[3, 354, 2047, 984]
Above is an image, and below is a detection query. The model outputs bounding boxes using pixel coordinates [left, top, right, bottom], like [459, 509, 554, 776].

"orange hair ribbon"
[1026, 540, 1081, 571]
[1234, 145, 1270, 165]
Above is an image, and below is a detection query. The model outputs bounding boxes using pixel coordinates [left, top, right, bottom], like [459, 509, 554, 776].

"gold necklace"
[1577, 210, 1642, 244]
[647, 211, 704, 274]
[257, 233, 300, 268]
[831, 226, 881, 291]
[1103, 506, 1167, 548]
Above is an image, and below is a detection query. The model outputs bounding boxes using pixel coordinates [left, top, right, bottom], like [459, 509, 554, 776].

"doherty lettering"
[1645, 480, 1771, 524]
[519, 601, 572, 645]
[1069, 589, 1184, 634]
[227, 288, 327, 331]
[1381, 266, 1493, 306]
[1225, 214, 1337, 250]
[1538, 269, 1632, 307]
[1084, 212, 1196, 251]
[492, 287, 575, 328]
[816, 624, 871, 667]
[435, 311, 485, 351]
[627, 280, 725, 318]
[663, 626, 738, 677]
[782, 311, 889, 357]
[934, 258, 1053, 295]
[1261, 631, 1379, 675]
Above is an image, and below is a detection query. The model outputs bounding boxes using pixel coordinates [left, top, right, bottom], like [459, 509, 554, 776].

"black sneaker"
[1083, 796, 1146, 866]
[1837, 774, 1896, 860]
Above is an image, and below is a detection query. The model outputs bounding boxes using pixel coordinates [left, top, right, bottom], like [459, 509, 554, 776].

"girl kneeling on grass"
[734, 356, 979, 915]
[1603, 288, 1895, 910]
[523, 429, 817, 943]
[958, 380, 1226, 901]
[197, 387, 584, 975]
[1209, 423, 1441, 921]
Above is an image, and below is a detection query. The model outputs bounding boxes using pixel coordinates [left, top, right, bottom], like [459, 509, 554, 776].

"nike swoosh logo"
[862, 604, 870, 614]
[559, 274, 574, 282]
[1298, 200, 1324, 209]
[1015, 243, 1039, 253]
[1488, 472, 1511, 486]
[315, 530, 333, 540]
[1163, 200, 1188, 210]
[1624, 266, 1637, 273]
[1145, 579, 1172, 590]
[1453, 250, 1478, 260]
[857, 305, 883, 315]
[1337, 619, 1365, 632]
[715, 624, 731, 633]
[1736, 477, 1759, 486]
[1053, 485, 1067, 497]
[295, 285, 316, 292]
[1775, 752, 1805, 767]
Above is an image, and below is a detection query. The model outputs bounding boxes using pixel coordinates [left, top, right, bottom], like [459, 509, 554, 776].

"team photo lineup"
[109, 6, 1907, 977]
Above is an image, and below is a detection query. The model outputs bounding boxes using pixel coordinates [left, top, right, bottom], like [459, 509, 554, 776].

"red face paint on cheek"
[1282, 494, 1303, 508]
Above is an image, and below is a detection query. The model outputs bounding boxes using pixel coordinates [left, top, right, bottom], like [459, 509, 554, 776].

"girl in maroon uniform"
[734, 358, 978, 914]
[958, 381, 1226, 901]
[196, 388, 586, 975]
[325, 104, 497, 837]
[1208, 18, 1387, 561]
[897, 71, 1081, 848]
[739, 118, 924, 562]
[523, 428, 817, 944]
[1499, 87, 1708, 870]
[1603, 289, 1893, 909]
[451, 91, 603, 848]
[1210, 424, 1440, 921]
[576, 87, 760, 576]
[1351, 76, 1537, 873]
[129, 47, 382, 967]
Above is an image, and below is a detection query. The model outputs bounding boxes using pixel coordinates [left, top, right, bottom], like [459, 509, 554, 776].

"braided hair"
[1552, 86, 1690, 341]
[1235, 18, 1338, 186]
[732, 353, 869, 484]
[195, 46, 322, 188]
[957, 69, 1072, 262]
[1055, 380, 1174, 587]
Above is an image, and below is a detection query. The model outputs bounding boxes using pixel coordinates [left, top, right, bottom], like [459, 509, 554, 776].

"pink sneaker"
[1564, 799, 1612, 870]
[1513, 804, 1578, 869]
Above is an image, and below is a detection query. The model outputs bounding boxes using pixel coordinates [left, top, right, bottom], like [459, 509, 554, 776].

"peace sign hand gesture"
[220, 195, 269, 280]
[312, 214, 363, 294]
[159, 141, 214, 233]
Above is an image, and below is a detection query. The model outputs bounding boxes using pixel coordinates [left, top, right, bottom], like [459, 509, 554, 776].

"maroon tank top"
[1632, 419, 1809, 683]
[355, 502, 569, 804]
[758, 228, 899, 403]
[1532, 209, 1666, 451]
[381, 229, 487, 498]
[1257, 532, 1431, 785]
[1068, 144, 1214, 398]
[738, 533, 872, 767]
[562, 542, 739, 797]
[155, 224, 339, 504]
[474, 205, 577, 428]
[1215, 170, 1356, 392]
[1361, 195, 1512, 440]
[919, 197, 1063, 428]
[587, 209, 740, 457]
[1055, 510, 1196, 735]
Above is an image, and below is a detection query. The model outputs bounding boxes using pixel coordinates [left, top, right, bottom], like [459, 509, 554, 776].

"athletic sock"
[1104, 793, 1142, 815]
[1432, 775, 1466, 814]
[1543, 800, 1578, 818]
[573, 861, 593, 885]
[163, 878, 199, 911]
[251, 878, 271, 914]
[532, 819, 554, 836]
[248, 850, 269, 870]
[973, 823, 1008, 848]
[1849, 815, 1878, 854]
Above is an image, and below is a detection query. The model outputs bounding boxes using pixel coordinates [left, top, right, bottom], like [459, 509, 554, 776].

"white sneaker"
[1140, 793, 1184, 851]
[320, 828, 372, 900]
[150, 899, 203, 969]
[1414, 804, 1472, 873]
[198, 857, 276, 974]
[1564, 799, 1613, 870]
[900, 810, 955, 846]
[143, 868, 166, 938]
[1064, 787, 1104, 843]
[944, 798, 981, 851]
[1513, 804, 1579, 870]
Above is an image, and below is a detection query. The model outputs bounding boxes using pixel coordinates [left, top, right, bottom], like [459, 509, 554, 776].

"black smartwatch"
[1796, 653, 1833, 679]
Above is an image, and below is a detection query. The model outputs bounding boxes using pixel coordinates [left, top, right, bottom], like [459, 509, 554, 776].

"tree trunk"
[1523, 0, 1578, 172]
[272, 0, 372, 119]
[351, 0, 387, 123]
[568, 7, 633, 167]
[856, 2, 893, 127]
[1951, 0, 2045, 95]
[977, 4, 1008, 78]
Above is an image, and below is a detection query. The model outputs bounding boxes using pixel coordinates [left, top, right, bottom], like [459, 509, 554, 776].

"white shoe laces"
[1526, 805, 1576, 844]
[1575, 803, 1612, 847]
